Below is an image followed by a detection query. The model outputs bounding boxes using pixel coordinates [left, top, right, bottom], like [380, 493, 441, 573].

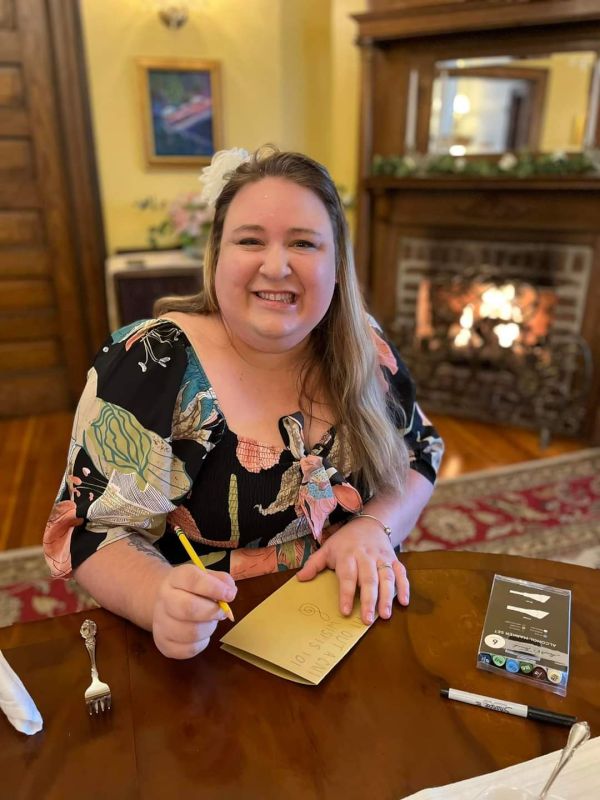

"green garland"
[372, 150, 600, 179]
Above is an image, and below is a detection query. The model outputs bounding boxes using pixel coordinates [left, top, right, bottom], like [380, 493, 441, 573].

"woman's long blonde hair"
[155, 146, 409, 495]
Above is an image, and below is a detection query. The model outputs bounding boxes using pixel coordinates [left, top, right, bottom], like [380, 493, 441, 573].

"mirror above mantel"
[428, 51, 599, 156]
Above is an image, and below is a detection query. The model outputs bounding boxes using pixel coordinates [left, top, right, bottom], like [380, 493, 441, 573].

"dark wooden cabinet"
[105, 250, 202, 329]
[114, 269, 201, 327]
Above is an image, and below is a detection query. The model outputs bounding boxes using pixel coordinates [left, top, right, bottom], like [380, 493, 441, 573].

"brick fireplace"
[361, 177, 600, 442]
[392, 235, 594, 439]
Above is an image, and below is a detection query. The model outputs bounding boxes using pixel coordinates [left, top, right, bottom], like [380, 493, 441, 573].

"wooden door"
[0, 0, 107, 416]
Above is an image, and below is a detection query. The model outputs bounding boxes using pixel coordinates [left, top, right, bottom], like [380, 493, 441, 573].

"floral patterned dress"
[43, 319, 444, 581]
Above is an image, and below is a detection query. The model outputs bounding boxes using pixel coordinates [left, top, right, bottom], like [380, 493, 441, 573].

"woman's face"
[215, 177, 336, 354]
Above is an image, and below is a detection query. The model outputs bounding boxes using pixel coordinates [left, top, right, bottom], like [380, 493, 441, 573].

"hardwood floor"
[0, 412, 75, 552]
[0, 411, 590, 551]
[433, 415, 586, 479]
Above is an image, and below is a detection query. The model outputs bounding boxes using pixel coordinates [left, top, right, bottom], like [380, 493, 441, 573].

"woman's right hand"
[152, 564, 237, 659]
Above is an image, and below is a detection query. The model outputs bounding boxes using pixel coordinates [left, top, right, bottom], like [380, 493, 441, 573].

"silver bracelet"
[353, 512, 392, 539]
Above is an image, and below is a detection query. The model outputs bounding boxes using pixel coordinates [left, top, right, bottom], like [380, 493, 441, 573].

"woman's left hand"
[295, 517, 409, 624]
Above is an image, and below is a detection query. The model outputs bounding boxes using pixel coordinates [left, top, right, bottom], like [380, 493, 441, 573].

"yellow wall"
[81, 0, 366, 254]
[512, 53, 595, 152]
[534, 53, 594, 152]
[280, 0, 332, 165]
[330, 0, 366, 202]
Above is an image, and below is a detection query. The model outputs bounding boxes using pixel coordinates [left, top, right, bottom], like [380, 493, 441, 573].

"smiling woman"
[43, 146, 444, 660]
[214, 177, 336, 355]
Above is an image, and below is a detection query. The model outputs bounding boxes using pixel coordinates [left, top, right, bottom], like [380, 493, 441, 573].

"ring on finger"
[376, 561, 394, 571]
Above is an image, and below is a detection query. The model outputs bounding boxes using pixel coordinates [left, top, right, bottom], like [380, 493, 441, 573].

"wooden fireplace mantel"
[365, 177, 600, 192]
[353, 0, 600, 442]
[365, 176, 600, 239]
[354, 0, 600, 42]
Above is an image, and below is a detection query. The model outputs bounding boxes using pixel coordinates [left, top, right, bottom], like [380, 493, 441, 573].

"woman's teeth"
[256, 292, 296, 303]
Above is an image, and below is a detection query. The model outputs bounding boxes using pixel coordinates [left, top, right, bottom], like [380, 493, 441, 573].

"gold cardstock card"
[220, 570, 373, 685]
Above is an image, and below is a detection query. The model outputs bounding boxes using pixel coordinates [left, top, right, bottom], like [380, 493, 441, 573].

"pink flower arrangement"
[168, 192, 213, 247]
[136, 192, 214, 251]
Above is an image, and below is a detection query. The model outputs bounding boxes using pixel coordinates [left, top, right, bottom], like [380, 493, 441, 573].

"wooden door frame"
[17, 0, 107, 404]
[49, 0, 108, 353]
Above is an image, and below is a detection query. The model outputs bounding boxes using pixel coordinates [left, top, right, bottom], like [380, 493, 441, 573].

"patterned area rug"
[407, 448, 600, 568]
[1, 449, 598, 626]
[0, 547, 98, 628]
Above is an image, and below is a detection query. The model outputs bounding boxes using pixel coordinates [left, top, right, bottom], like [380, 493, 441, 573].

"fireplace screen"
[393, 239, 593, 441]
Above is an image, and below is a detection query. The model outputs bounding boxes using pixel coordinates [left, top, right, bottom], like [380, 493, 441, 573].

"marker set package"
[477, 574, 571, 696]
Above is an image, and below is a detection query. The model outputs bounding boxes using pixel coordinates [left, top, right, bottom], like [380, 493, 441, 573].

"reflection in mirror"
[428, 52, 598, 156]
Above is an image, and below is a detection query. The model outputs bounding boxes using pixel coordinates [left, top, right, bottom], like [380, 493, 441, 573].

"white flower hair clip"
[199, 147, 251, 208]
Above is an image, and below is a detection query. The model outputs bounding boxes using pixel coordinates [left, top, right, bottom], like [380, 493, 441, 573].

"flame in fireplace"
[454, 283, 523, 349]
[454, 304, 474, 347]
[493, 322, 521, 348]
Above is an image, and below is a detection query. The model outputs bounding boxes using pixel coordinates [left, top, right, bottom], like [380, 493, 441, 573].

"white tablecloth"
[403, 736, 599, 799]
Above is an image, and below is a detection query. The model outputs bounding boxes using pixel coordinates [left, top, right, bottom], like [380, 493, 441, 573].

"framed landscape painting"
[137, 57, 222, 166]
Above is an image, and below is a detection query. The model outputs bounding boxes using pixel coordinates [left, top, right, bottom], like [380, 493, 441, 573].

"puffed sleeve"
[43, 319, 224, 578]
[369, 319, 444, 484]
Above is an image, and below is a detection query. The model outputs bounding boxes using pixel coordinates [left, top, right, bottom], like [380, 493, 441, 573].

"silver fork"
[80, 619, 112, 714]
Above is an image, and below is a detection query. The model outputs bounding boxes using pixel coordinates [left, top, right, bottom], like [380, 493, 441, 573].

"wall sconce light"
[150, 1, 204, 31]
[156, 3, 189, 29]
[159, 5, 188, 29]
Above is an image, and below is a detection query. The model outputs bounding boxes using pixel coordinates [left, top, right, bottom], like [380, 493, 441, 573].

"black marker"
[440, 687, 576, 727]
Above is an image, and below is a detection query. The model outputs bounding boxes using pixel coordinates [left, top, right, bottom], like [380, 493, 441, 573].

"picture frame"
[137, 57, 223, 166]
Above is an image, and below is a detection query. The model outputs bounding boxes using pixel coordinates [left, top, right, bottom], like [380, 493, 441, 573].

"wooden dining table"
[1, 550, 598, 800]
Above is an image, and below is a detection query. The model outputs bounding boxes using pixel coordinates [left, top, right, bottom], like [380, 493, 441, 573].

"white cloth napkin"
[0, 650, 43, 734]
[402, 736, 600, 799]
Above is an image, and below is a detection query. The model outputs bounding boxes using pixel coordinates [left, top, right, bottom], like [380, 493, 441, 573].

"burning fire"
[414, 275, 556, 354]
[454, 283, 523, 349]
